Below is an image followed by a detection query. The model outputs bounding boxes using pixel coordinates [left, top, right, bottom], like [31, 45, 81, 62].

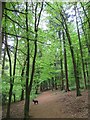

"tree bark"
[60, 58, 64, 90]
[6, 24, 18, 118]
[62, 31, 69, 91]
[20, 60, 26, 101]
[24, 2, 30, 118]
[78, 8, 89, 54]
[76, 53, 80, 89]
[6, 10, 19, 118]
[6, 37, 12, 118]
[0, 2, 5, 60]
[58, 31, 64, 91]
[2, 45, 6, 75]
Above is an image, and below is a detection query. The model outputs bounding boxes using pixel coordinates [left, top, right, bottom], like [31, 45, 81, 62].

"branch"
[2, 31, 46, 44]
[45, 2, 63, 24]
[80, 2, 90, 28]
[3, 41, 27, 56]
[7, 46, 24, 67]
[2, 32, 34, 41]
[35, 2, 38, 32]
[37, 2, 44, 29]
[3, 13, 26, 30]
[5, 8, 26, 15]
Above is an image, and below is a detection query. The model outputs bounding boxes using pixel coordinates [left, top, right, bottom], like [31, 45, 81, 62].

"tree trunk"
[24, 2, 30, 118]
[7, 85, 13, 118]
[21, 89, 24, 101]
[62, 31, 69, 91]
[58, 31, 64, 91]
[85, 61, 89, 83]
[13, 93, 15, 103]
[5, 21, 12, 118]
[60, 58, 64, 91]
[51, 77, 54, 91]
[6, 26, 18, 118]
[0, 2, 2, 60]
[5, 39, 13, 118]
[7, 23, 18, 118]
[79, 3, 90, 87]
[78, 8, 89, 54]
[40, 83, 43, 92]
[0, 2, 5, 60]
[76, 53, 80, 89]
[2, 43, 6, 76]
[29, 39, 37, 93]
[20, 60, 26, 101]
[87, 3, 90, 86]
[55, 76, 58, 90]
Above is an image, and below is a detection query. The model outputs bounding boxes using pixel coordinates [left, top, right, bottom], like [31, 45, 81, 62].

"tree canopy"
[1, 1, 90, 118]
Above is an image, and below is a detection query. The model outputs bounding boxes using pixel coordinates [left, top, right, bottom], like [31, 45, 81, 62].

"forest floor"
[2, 90, 88, 118]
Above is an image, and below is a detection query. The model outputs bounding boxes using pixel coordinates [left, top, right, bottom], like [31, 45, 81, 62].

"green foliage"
[1, 2, 89, 104]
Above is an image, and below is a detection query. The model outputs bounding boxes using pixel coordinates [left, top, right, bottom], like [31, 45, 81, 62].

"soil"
[2, 90, 88, 118]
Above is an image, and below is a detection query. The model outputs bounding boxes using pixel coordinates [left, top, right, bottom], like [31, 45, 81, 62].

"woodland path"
[2, 90, 88, 118]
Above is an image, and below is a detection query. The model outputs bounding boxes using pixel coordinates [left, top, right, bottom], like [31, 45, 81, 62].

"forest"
[0, 1, 90, 119]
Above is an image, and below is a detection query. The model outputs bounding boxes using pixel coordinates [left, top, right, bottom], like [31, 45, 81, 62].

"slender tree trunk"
[60, 58, 64, 90]
[76, 53, 80, 88]
[4, 7, 12, 117]
[51, 77, 54, 91]
[79, 3, 90, 87]
[62, 31, 69, 91]
[21, 89, 24, 101]
[6, 38, 12, 118]
[55, 76, 58, 90]
[40, 83, 43, 92]
[75, 5, 87, 89]
[87, 4, 90, 86]
[24, 2, 30, 118]
[85, 61, 89, 83]
[48, 79, 51, 90]
[2, 44, 6, 75]
[58, 31, 64, 91]
[13, 93, 15, 103]
[0, 2, 2, 60]
[78, 8, 89, 54]
[0, 2, 5, 60]
[29, 37, 37, 93]
[6, 24, 19, 118]
[20, 60, 26, 101]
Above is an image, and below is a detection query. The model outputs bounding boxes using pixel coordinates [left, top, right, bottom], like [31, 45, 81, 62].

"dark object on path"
[33, 99, 38, 104]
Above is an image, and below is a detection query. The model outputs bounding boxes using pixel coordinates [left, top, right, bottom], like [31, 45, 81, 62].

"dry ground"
[2, 90, 88, 118]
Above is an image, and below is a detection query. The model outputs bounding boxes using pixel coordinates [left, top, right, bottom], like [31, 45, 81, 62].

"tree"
[24, 2, 44, 118]
[62, 31, 69, 91]
[6, 18, 19, 118]
[75, 4, 87, 89]
[0, 2, 5, 60]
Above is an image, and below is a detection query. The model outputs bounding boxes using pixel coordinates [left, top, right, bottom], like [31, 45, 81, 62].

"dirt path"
[2, 90, 88, 118]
